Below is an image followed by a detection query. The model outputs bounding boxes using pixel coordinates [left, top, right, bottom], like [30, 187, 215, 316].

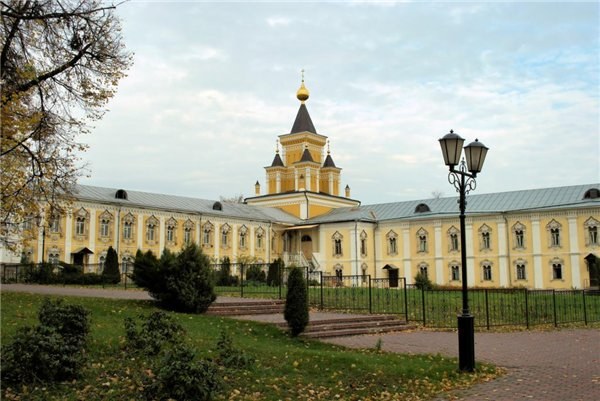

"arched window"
[584, 217, 599, 247]
[482, 262, 493, 281]
[450, 262, 460, 281]
[417, 228, 428, 253]
[212, 201, 223, 211]
[546, 219, 562, 248]
[256, 227, 265, 250]
[418, 262, 429, 279]
[203, 222, 214, 247]
[551, 258, 563, 280]
[74, 208, 88, 237]
[115, 189, 128, 200]
[122, 213, 135, 240]
[146, 216, 159, 242]
[166, 217, 177, 244]
[359, 231, 368, 257]
[221, 223, 230, 248]
[512, 222, 526, 249]
[386, 230, 398, 255]
[414, 203, 430, 213]
[583, 188, 600, 199]
[448, 226, 460, 252]
[239, 225, 248, 249]
[479, 224, 492, 251]
[515, 259, 527, 280]
[332, 231, 343, 257]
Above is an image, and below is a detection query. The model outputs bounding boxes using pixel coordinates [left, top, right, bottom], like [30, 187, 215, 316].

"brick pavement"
[2, 284, 599, 400]
[322, 329, 600, 401]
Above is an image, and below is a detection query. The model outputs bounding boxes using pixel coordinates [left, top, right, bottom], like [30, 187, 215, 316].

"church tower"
[246, 75, 358, 219]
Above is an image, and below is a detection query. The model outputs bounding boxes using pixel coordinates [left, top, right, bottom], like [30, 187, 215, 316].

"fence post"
[241, 264, 244, 298]
[525, 289, 530, 329]
[552, 289, 557, 327]
[278, 264, 282, 300]
[403, 278, 409, 323]
[421, 286, 426, 326]
[485, 289, 490, 330]
[368, 275, 372, 314]
[582, 290, 587, 326]
[319, 271, 324, 310]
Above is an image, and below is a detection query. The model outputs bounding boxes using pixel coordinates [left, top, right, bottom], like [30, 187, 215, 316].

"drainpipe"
[354, 220, 359, 276]
[373, 221, 378, 279]
[503, 212, 512, 286]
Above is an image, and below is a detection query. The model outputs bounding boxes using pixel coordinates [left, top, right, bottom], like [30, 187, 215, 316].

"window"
[48, 252, 60, 265]
[74, 208, 89, 237]
[99, 255, 106, 269]
[361, 263, 368, 284]
[221, 224, 230, 248]
[239, 226, 248, 249]
[203, 222, 213, 247]
[387, 230, 398, 255]
[516, 263, 526, 280]
[451, 264, 460, 281]
[479, 224, 492, 251]
[360, 231, 367, 257]
[552, 263, 563, 280]
[123, 222, 132, 239]
[184, 228, 192, 245]
[547, 219, 562, 247]
[335, 265, 343, 286]
[482, 263, 492, 281]
[50, 215, 60, 233]
[76, 217, 85, 236]
[332, 231, 343, 256]
[417, 228, 428, 253]
[100, 219, 110, 237]
[146, 224, 155, 241]
[122, 256, 133, 273]
[166, 226, 174, 242]
[418, 263, 428, 279]
[448, 226, 460, 252]
[165, 218, 177, 243]
[584, 217, 599, 246]
[256, 227, 264, 250]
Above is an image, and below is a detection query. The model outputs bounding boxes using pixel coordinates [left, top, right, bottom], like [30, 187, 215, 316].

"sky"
[79, 0, 600, 206]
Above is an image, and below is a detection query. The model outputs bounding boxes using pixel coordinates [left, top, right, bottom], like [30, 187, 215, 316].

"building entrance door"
[301, 235, 313, 262]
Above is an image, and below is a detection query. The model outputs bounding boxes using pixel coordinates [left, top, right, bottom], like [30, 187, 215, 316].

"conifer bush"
[284, 267, 309, 336]
[101, 246, 121, 284]
[131, 244, 216, 313]
[1, 298, 90, 383]
[267, 258, 283, 287]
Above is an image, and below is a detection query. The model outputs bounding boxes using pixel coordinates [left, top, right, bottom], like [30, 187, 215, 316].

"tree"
[101, 246, 120, 284]
[219, 194, 244, 204]
[0, 1, 133, 249]
[284, 267, 309, 336]
[131, 244, 217, 313]
[267, 258, 283, 287]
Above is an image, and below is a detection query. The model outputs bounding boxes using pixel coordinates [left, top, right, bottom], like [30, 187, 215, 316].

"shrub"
[144, 344, 222, 401]
[284, 267, 309, 336]
[216, 256, 232, 286]
[414, 272, 434, 290]
[267, 258, 283, 287]
[102, 246, 121, 284]
[1, 298, 90, 383]
[245, 264, 266, 283]
[131, 244, 217, 313]
[216, 329, 253, 369]
[125, 311, 184, 356]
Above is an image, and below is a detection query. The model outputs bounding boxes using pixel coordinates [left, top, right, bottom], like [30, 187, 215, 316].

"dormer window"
[415, 203, 431, 213]
[213, 201, 223, 211]
[115, 189, 128, 200]
[583, 188, 600, 199]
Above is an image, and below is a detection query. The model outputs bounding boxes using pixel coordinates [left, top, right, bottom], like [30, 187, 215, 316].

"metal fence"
[3, 262, 598, 329]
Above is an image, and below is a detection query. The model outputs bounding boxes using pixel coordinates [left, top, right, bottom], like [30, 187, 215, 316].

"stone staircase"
[206, 299, 284, 316]
[276, 315, 414, 338]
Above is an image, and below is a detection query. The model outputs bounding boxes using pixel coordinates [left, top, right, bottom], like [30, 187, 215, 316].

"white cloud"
[266, 16, 291, 27]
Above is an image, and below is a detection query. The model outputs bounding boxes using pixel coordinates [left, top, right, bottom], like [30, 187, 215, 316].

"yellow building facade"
[9, 81, 600, 290]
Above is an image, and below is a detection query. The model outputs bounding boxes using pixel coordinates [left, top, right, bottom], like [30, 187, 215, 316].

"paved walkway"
[2, 284, 599, 400]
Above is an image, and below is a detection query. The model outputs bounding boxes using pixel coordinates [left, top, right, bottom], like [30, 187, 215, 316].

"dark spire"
[271, 152, 284, 167]
[291, 103, 317, 134]
[323, 154, 336, 168]
[299, 147, 314, 162]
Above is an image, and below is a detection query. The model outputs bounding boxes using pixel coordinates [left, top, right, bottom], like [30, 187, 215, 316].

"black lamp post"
[438, 129, 489, 372]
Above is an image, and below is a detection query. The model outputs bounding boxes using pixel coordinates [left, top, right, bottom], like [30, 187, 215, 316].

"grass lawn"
[1, 291, 499, 401]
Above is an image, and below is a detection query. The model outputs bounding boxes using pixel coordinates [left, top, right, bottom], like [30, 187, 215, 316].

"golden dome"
[296, 81, 309, 102]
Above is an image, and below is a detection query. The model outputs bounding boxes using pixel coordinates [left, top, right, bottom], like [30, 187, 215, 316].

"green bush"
[131, 244, 216, 313]
[1, 298, 90, 383]
[216, 329, 253, 369]
[284, 267, 309, 336]
[216, 256, 232, 286]
[414, 272, 434, 290]
[144, 344, 222, 401]
[125, 311, 184, 356]
[245, 264, 266, 283]
[102, 246, 120, 284]
[267, 258, 283, 287]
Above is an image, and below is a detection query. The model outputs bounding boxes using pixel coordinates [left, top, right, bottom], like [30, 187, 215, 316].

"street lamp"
[438, 129, 489, 372]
